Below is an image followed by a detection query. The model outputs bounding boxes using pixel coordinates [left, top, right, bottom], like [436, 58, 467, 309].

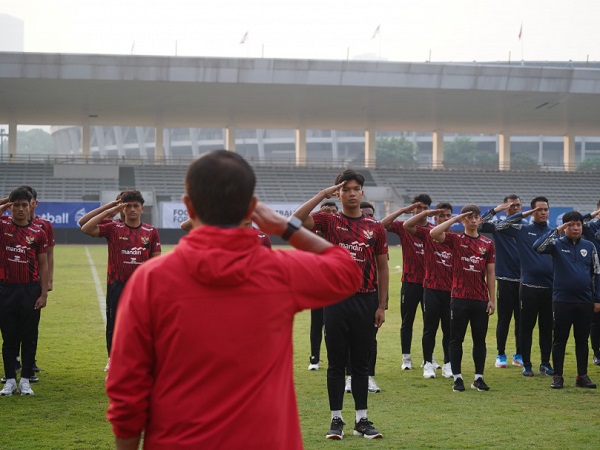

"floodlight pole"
[0, 128, 7, 163]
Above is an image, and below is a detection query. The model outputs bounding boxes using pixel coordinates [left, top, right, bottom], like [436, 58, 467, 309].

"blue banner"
[36, 202, 100, 228]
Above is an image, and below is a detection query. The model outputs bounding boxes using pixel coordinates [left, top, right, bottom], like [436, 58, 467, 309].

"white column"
[155, 127, 164, 163]
[331, 130, 339, 161]
[82, 125, 91, 161]
[365, 129, 376, 168]
[538, 135, 544, 165]
[564, 134, 575, 172]
[432, 130, 444, 169]
[8, 122, 17, 162]
[225, 127, 236, 152]
[296, 128, 306, 166]
[498, 133, 510, 171]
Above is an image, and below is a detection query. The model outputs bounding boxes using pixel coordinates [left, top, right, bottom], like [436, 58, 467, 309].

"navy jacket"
[479, 208, 521, 281]
[533, 229, 600, 304]
[496, 213, 553, 288]
[582, 214, 600, 253]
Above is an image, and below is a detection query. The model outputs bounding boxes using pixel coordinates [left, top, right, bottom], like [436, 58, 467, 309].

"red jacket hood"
[177, 225, 262, 287]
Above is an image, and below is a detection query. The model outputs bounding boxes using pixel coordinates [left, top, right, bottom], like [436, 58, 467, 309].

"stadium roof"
[1, 52, 600, 136]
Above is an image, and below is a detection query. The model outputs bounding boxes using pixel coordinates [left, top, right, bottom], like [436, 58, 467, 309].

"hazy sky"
[1, 0, 599, 62]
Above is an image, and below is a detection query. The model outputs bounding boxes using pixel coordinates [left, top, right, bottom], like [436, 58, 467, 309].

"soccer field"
[2, 245, 598, 449]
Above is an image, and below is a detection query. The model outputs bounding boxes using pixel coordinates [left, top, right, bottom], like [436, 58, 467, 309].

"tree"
[376, 137, 418, 168]
[444, 137, 499, 169]
[511, 152, 539, 171]
[17, 129, 56, 155]
[577, 157, 600, 173]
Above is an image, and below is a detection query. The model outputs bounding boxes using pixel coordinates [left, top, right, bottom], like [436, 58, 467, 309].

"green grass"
[2, 245, 599, 449]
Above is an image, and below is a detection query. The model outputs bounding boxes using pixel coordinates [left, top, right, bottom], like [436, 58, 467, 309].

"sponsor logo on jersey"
[119, 236, 129, 241]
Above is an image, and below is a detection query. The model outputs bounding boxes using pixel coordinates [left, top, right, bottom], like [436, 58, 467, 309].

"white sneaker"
[368, 376, 381, 393]
[19, 378, 34, 396]
[401, 354, 412, 370]
[345, 376, 352, 393]
[442, 362, 453, 378]
[104, 358, 110, 372]
[432, 357, 441, 370]
[0, 379, 17, 396]
[308, 362, 320, 371]
[423, 362, 436, 378]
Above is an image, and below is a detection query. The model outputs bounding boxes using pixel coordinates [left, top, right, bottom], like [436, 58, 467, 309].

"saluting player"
[80, 189, 161, 372]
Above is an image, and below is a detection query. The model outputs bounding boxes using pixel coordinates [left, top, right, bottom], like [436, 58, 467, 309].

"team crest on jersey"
[26, 236, 34, 245]
[363, 230, 374, 240]
[581, 249, 588, 257]
[479, 247, 486, 255]
[141, 237, 149, 245]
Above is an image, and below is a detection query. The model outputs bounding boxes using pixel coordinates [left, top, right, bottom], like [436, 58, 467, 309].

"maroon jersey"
[98, 221, 161, 284]
[415, 227, 453, 292]
[444, 232, 495, 302]
[313, 211, 388, 293]
[0, 220, 47, 284]
[32, 216, 55, 247]
[389, 221, 432, 284]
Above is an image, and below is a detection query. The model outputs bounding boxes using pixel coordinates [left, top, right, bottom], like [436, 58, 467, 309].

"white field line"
[85, 246, 106, 325]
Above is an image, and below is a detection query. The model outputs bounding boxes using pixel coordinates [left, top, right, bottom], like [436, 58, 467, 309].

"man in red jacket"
[106, 150, 361, 450]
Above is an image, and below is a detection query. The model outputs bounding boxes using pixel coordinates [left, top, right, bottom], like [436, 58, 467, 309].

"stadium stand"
[2, 161, 598, 212]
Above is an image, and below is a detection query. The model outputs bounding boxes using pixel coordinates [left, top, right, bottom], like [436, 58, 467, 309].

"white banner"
[161, 202, 190, 228]
[160, 202, 303, 228]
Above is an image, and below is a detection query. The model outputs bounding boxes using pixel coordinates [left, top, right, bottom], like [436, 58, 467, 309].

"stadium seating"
[1, 161, 597, 212]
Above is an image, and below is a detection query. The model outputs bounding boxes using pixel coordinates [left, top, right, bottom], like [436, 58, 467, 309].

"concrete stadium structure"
[2, 52, 600, 170]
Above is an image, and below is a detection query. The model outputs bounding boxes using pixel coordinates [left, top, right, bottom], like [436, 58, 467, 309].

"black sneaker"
[471, 377, 490, 391]
[29, 375, 39, 383]
[325, 417, 344, 440]
[453, 377, 465, 392]
[593, 354, 600, 366]
[551, 375, 564, 389]
[32, 361, 41, 373]
[353, 418, 382, 439]
[539, 363, 554, 376]
[0, 377, 5, 384]
[575, 374, 597, 389]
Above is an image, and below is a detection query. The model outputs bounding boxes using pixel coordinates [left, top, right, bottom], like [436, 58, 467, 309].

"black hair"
[18, 185, 37, 200]
[321, 201, 338, 209]
[436, 202, 453, 211]
[460, 204, 481, 215]
[562, 210, 583, 224]
[360, 201, 374, 210]
[334, 169, 365, 187]
[530, 196, 549, 209]
[9, 187, 33, 203]
[503, 194, 519, 203]
[186, 149, 256, 226]
[412, 193, 432, 206]
[120, 189, 145, 205]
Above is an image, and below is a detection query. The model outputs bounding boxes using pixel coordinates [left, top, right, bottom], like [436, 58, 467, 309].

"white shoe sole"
[354, 431, 383, 439]
[423, 372, 436, 379]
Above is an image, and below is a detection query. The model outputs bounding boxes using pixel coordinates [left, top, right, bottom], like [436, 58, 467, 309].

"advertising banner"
[36, 202, 100, 229]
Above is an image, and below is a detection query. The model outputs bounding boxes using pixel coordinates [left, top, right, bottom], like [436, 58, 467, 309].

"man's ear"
[243, 196, 258, 221]
[183, 195, 197, 220]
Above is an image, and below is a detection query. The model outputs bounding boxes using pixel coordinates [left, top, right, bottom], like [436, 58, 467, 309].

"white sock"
[402, 353, 410, 358]
[356, 409, 367, 422]
[5, 378, 16, 384]
[475, 374, 483, 381]
[331, 410, 343, 421]
[20, 377, 29, 382]
[453, 374, 463, 381]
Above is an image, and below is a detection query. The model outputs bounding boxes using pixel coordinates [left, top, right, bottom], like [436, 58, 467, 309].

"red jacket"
[106, 225, 361, 449]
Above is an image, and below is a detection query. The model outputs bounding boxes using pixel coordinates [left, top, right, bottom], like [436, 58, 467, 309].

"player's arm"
[0, 200, 12, 215]
[380, 203, 419, 231]
[486, 262, 496, 316]
[35, 252, 49, 310]
[180, 218, 192, 232]
[47, 246, 54, 291]
[81, 203, 124, 237]
[403, 209, 439, 235]
[115, 436, 140, 450]
[293, 182, 345, 230]
[533, 228, 559, 254]
[430, 212, 468, 243]
[253, 202, 333, 253]
[375, 253, 389, 328]
[77, 200, 121, 227]
[150, 230, 161, 258]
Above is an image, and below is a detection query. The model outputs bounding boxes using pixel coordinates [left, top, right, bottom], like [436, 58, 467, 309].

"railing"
[0, 153, 587, 173]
